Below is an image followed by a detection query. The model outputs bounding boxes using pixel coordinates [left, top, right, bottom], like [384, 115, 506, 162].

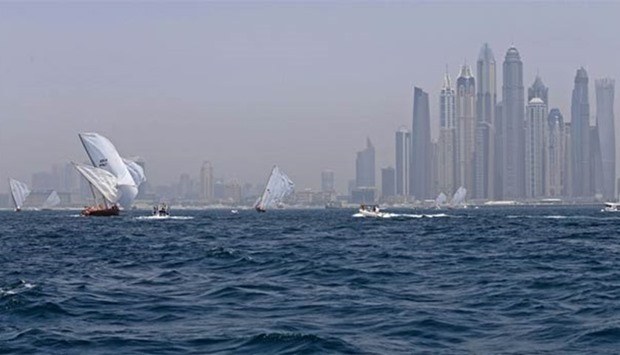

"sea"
[1, 206, 620, 354]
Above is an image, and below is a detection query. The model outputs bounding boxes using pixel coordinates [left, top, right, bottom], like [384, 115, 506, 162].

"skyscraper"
[570, 67, 591, 197]
[501, 46, 525, 198]
[410, 87, 432, 200]
[546, 109, 566, 196]
[525, 98, 547, 198]
[356, 137, 375, 188]
[474, 43, 496, 199]
[495, 101, 504, 199]
[437, 70, 456, 195]
[321, 170, 335, 193]
[381, 167, 396, 199]
[595, 78, 615, 200]
[456, 64, 476, 195]
[200, 161, 214, 202]
[395, 127, 411, 197]
[528, 75, 549, 104]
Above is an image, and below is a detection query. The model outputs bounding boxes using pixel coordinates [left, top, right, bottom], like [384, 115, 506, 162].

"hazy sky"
[1, 1, 620, 193]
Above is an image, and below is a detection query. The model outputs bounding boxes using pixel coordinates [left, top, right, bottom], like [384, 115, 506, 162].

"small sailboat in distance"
[435, 192, 447, 209]
[41, 190, 61, 210]
[9, 178, 31, 212]
[255, 165, 295, 212]
[72, 162, 120, 216]
[449, 186, 467, 208]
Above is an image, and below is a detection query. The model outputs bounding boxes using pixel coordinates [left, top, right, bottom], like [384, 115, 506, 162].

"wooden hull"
[81, 205, 120, 217]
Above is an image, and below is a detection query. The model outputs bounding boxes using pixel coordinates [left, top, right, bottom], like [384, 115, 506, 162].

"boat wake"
[353, 212, 448, 219]
[134, 216, 194, 221]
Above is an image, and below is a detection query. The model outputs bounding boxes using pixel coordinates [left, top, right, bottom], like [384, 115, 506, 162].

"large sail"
[78, 133, 138, 208]
[450, 186, 467, 207]
[255, 166, 295, 211]
[9, 178, 31, 210]
[72, 163, 120, 205]
[41, 190, 61, 209]
[123, 157, 146, 186]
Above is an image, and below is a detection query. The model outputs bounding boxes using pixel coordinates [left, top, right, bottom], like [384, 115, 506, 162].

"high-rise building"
[501, 46, 525, 198]
[595, 78, 615, 200]
[381, 167, 396, 199]
[528, 75, 549, 104]
[570, 67, 591, 197]
[410, 87, 432, 200]
[456, 64, 476, 195]
[200, 161, 214, 203]
[321, 170, 335, 193]
[474, 43, 497, 199]
[525, 98, 548, 198]
[437, 70, 456, 196]
[395, 127, 411, 197]
[356, 137, 375, 188]
[495, 101, 504, 199]
[564, 122, 572, 196]
[546, 109, 566, 196]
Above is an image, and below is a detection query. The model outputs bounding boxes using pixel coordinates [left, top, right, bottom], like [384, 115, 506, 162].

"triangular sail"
[122, 157, 146, 186]
[435, 192, 447, 207]
[450, 186, 467, 207]
[41, 190, 61, 209]
[72, 163, 120, 205]
[255, 166, 295, 210]
[9, 178, 31, 210]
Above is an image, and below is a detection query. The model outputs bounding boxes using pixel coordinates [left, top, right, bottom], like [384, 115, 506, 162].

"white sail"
[450, 186, 467, 207]
[41, 190, 61, 209]
[435, 192, 447, 207]
[72, 162, 120, 205]
[78, 132, 137, 208]
[122, 157, 146, 186]
[9, 178, 31, 210]
[255, 166, 295, 210]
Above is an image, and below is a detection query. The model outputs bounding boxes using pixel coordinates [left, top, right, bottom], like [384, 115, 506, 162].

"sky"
[1, 1, 620, 193]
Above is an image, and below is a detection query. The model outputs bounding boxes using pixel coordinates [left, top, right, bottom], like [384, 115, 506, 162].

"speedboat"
[153, 203, 170, 217]
[602, 202, 620, 212]
[358, 204, 388, 218]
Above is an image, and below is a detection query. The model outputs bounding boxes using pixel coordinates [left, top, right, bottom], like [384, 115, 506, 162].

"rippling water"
[1, 206, 620, 354]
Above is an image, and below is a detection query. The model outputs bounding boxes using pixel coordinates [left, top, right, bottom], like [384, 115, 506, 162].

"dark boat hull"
[81, 205, 120, 217]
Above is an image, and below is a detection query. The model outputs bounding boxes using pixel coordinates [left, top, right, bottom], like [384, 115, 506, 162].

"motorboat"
[602, 202, 620, 212]
[358, 204, 388, 218]
[153, 203, 170, 217]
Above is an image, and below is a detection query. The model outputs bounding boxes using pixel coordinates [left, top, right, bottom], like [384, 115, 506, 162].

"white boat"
[152, 203, 170, 217]
[73, 162, 121, 216]
[79, 132, 141, 209]
[8, 178, 31, 212]
[602, 202, 620, 212]
[358, 204, 389, 218]
[41, 190, 61, 210]
[231, 209, 239, 214]
[255, 165, 295, 212]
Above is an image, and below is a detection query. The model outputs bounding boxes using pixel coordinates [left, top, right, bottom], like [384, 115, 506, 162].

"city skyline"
[2, 2, 620, 194]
